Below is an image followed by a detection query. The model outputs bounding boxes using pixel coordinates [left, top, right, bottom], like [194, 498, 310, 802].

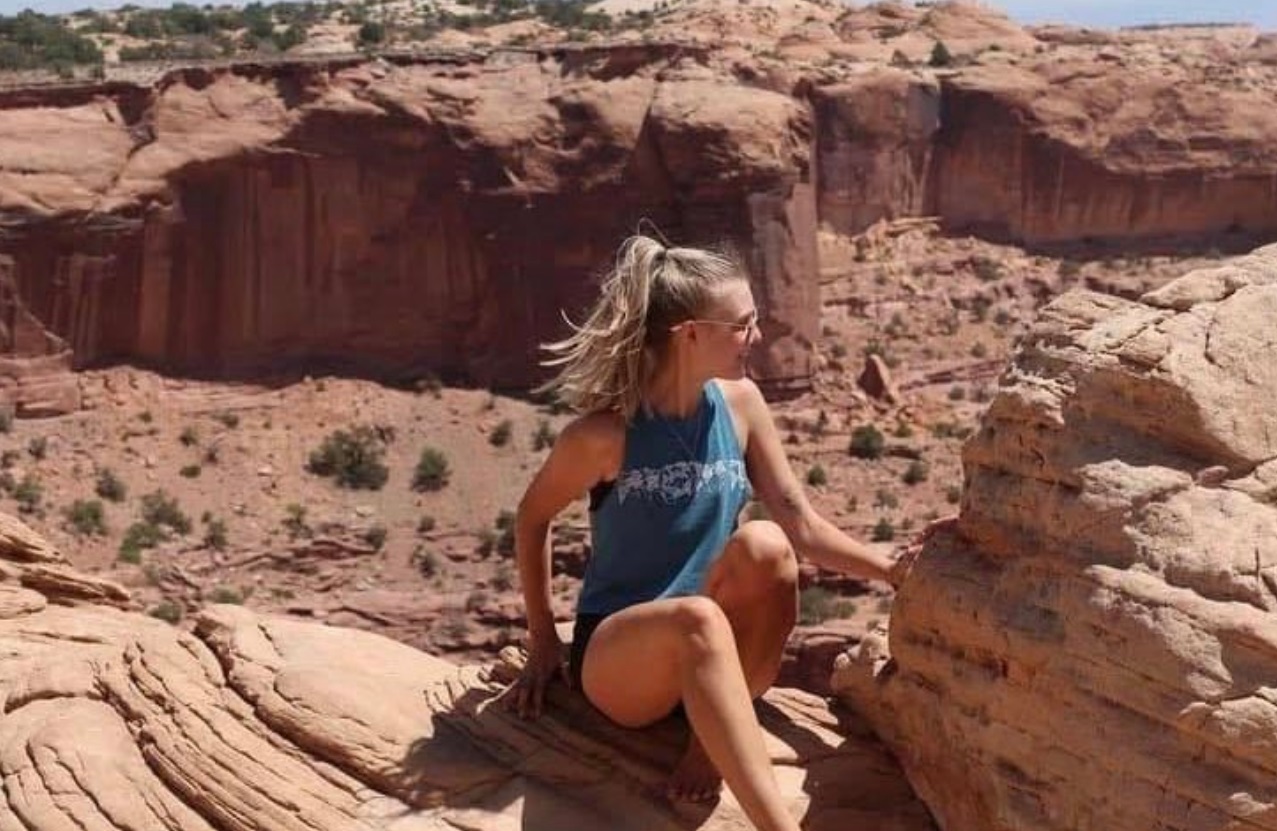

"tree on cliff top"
[929, 40, 954, 67]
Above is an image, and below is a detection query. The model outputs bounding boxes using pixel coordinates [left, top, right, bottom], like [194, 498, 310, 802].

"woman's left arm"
[731, 379, 895, 584]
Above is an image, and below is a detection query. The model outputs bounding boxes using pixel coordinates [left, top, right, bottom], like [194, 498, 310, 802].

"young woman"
[509, 235, 905, 831]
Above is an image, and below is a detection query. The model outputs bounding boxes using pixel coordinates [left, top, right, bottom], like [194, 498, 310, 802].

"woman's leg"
[580, 595, 802, 831]
[671, 520, 799, 799]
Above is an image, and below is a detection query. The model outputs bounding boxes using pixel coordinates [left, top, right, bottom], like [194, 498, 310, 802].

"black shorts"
[568, 613, 609, 690]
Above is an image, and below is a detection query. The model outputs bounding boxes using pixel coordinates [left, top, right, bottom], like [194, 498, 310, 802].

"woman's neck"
[644, 358, 706, 419]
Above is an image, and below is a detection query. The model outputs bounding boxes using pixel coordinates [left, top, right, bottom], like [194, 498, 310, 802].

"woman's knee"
[726, 521, 798, 586]
[670, 596, 735, 651]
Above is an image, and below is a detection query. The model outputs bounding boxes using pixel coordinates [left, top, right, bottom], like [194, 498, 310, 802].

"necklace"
[648, 394, 707, 463]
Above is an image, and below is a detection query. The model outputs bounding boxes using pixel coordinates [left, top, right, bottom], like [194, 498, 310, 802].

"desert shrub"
[357, 20, 385, 44]
[491, 563, 515, 591]
[119, 521, 164, 562]
[532, 419, 556, 451]
[465, 589, 490, 612]
[203, 517, 228, 551]
[849, 425, 885, 459]
[215, 410, 240, 428]
[96, 468, 127, 502]
[412, 447, 451, 492]
[946, 484, 963, 504]
[282, 503, 311, 539]
[874, 488, 898, 510]
[798, 587, 857, 625]
[0, 409, 11, 433]
[148, 600, 183, 624]
[362, 525, 388, 551]
[64, 499, 106, 536]
[806, 464, 827, 487]
[414, 545, 441, 578]
[207, 586, 243, 604]
[27, 436, 47, 460]
[479, 510, 516, 556]
[971, 255, 1004, 282]
[489, 419, 513, 448]
[140, 490, 192, 535]
[872, 517, 896, 542]
[417, 514, 437, 535]
[179, 426, 199, 447]
[12, 474, 42, 514]
[948, 385, 967, 401]
[307, 426, 389, 490]
[180, 464, 202, 478]
[902, 460, 930, 485]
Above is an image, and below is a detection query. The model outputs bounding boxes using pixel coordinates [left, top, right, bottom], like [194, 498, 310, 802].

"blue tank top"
[577, 381, 753, 616]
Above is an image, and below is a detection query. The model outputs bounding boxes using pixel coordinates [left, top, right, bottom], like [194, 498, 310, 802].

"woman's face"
[689, 280, 761, 380]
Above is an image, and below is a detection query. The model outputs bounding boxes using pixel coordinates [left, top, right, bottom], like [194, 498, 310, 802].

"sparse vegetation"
[903, 460, 930, 485]
[412, 447, 451, 492]
[872, 517, 896, 542]
[799, 587, 857, 625]
[207, 586, 244, 605]
[307, 425, 390, 490]
[179, 425, 200, 447]
[929, 40, 953, 67]
[148, 600, 183, 624]
[532, 419, 556, 451]
[282, 503, 311, 540]
[26, 436, 47, 460]
[806, 464, 827, 487]
[489, 419, 513, 448]
[12, 474, 42, 515]
[849, 425, 886, 460]
[180, 463, 202, 478]
[362, 524, 388, 551]
[414, 545, 441, 578]
[417, 514, 437, 535]
[140, 490, 192, 535]
[119, 521, 163, 563]
[215, 411, 240, 428]
[946, 484, 963, 505]
[203, 517, 228, 551]
[96, 468, 127, 502]
[0, 409, 11, 434]
[64, 499, 107, 536]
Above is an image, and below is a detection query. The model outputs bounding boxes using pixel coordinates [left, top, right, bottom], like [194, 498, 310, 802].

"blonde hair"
[539, 234, 745, 419]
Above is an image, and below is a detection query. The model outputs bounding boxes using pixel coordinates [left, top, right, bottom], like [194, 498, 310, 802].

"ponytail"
[539, 234, 744, 418]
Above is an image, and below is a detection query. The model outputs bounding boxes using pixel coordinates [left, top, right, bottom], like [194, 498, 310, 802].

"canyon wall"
[4, 43, 1277, 411]
[0, 50, 817, 409]
[834, 244, 1277, 831]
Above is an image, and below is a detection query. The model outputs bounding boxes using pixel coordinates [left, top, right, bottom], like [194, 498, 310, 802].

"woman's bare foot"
[665, 735, 722, 803]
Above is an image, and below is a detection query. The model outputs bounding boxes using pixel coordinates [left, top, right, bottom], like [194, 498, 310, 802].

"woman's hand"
[888, 514, 957, 588]
[506, 629, 565, 720]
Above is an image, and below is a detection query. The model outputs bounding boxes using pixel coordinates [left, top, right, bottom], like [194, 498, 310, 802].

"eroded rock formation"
[0, 512, 934, 831]
[835, 244, 1277, 830]
[0, 48, 818, 406]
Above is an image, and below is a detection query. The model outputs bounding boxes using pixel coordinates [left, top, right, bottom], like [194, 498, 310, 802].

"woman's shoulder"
[713, 377, 767, 414]
[559, 410, 627, 453]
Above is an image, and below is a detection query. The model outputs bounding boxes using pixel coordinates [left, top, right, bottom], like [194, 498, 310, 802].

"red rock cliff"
[0, 49, 817, 407]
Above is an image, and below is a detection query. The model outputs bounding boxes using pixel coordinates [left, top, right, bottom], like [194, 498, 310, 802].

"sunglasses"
[673, 310, 759, 334]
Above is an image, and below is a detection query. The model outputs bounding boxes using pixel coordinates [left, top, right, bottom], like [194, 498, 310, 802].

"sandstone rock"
[857, 353, 902, 403]
[0, 520, 935, 831]
[834, 243, 1277, 831]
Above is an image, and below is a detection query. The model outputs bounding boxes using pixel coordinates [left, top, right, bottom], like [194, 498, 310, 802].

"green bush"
[307, 426, 389, 490]
[282, 503, 311, 539]
[120, 521, 164, 562]
[417, 514, 437, 535]
[806, 464, 827, 487]
[179, 426, 199, 447]
[204, 517, 228, 551]
[64, 498, 107, 536]
[362, 525, 388, 551]
[929, 40, 953, 67]
[180, 464, 201, 479]
[0, 409, 11, 434]
[140, 490, 192, 535]
[96, 468, 127, 502]
[207, 586, 244, 605]
[849, 425, 885, 459]
[27, 436, 47, 460]
[798, 587, 857, 625]
[532, 419, 556, 451]
[0, 11, 103, 70]
[872, 517, 896, 542]
[902, 460, 930, 485]
[357, 20, 385, 45]
[489, 419, 513, 448]
[148, 600, 183, 624]
[13, 474, 42, 515]
[412, 447, 451, 492]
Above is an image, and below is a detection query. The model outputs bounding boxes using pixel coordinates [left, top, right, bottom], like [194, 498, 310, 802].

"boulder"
[835, 243, 1277, 830]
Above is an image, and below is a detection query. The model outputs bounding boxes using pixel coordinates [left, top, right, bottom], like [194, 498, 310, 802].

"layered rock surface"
[835, 244, 1277, 829]
[0, 514, 934, 831]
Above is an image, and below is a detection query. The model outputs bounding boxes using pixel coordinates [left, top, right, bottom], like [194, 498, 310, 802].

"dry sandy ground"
[0, 226, 1221, 671]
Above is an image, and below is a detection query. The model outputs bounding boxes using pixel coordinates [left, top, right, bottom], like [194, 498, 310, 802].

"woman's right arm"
[510, 413, 616, 718]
